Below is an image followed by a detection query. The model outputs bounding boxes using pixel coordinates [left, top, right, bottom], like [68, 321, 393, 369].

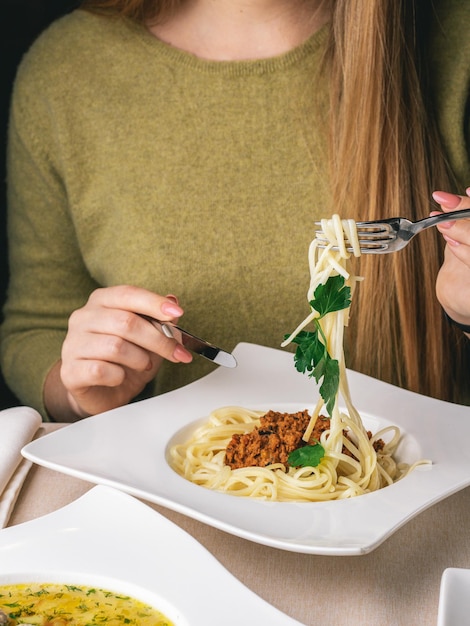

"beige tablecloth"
[8, 423, 470, 626]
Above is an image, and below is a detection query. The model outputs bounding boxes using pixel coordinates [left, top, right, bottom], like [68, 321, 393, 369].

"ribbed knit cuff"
[445, 312, 470, 333]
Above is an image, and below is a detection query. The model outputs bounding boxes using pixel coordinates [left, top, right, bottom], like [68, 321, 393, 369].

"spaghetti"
[169, 215, 428, 501]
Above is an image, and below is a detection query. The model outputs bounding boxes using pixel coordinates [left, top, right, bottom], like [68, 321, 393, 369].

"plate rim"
[22, 342, 470, 556]
[0, 484, 302, 625]
[437, 567, 470, 626]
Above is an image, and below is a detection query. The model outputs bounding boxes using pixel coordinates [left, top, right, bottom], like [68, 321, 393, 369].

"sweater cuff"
[445, 312, 470, 333]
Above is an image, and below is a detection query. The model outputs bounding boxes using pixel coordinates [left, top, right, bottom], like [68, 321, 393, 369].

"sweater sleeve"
[1, 39, 99, 419]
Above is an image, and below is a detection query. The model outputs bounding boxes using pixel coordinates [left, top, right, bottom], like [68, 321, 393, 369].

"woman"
[2, 0, 469, 421]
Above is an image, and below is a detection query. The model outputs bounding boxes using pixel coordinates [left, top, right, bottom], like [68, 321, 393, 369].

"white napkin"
[0, 406, 42, 528]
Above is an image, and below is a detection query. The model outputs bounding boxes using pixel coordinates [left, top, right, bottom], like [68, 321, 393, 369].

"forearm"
[0, 329, 66, 420]
[4, 90, 100, 418]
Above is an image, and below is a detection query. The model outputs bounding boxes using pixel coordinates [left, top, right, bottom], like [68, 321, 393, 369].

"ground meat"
[371, 434, 385, 453]
[225, 410, 322, 469]
[224, 411, 385, 470]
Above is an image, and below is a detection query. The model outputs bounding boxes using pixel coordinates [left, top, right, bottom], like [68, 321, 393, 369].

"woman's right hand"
[432, 189, 470, 334]
[44, 285, 193, 421]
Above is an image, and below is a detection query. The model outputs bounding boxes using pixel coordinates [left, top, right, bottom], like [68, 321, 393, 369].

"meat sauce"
[224, 410, 384, 470]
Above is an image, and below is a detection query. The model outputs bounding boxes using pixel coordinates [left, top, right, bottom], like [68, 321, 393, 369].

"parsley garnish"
[286, 275, 351, 416]
[288, 443, 325, 467]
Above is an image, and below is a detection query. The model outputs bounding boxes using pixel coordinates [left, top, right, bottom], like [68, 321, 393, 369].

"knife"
[142, 316, 237, 368]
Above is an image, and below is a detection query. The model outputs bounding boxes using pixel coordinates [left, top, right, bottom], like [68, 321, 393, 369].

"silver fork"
[315, 209, 470, 254]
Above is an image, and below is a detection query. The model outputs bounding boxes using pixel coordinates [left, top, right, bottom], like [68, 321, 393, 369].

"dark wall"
[0, 0, 80, 408]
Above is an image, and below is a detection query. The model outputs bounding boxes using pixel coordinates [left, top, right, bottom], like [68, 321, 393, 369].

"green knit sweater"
[2, 4, 469, 418]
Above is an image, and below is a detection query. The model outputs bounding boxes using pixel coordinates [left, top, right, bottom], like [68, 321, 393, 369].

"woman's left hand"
[432, 188, 470, 332]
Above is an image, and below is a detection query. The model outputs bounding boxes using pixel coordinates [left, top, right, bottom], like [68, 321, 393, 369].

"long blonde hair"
[80, 0, 469, 403]
[324, 0, 468, 403]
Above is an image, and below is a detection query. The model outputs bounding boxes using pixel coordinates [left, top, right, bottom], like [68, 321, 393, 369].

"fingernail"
[437, 220, 455, 230]
[161, 301, 183, 317]
[443, 234, 460, 247]
[174, 344, 192, 363]
[165, 294, 179, 304]
[432, 191, 461, 208]
[466, 187, 470, 197]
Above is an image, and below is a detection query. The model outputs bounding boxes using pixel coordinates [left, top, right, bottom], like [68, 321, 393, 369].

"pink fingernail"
[174, 344, 192, 363]
[161, 301, 183, 317]
[466, 187, 470, 197]
[432, 191, 461, 208]
[437, 220, 455, 230]
[165, 294, 179, 304]
[443, 234, 460, 246]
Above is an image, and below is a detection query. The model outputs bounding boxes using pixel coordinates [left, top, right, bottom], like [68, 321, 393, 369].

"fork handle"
[415, 208, 470, 231]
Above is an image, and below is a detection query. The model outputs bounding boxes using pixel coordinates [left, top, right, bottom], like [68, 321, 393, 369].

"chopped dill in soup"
[0, 583, 174, 625]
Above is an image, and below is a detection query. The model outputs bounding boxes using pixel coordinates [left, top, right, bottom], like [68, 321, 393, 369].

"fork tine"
[314, 224, 396, 244]
[355, 226, 392, 236]
[313, 218, 401, 254]
[314, 232, 395, 243]
[315, 241, 391, 253]
[314, 223, 394, 237]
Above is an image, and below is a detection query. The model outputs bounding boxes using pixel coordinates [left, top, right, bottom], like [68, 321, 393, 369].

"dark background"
[0, 0, 80, 408]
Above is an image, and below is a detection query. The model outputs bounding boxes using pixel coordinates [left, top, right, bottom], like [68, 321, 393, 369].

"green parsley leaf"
[309, 274, 351, 316]
[288, 443, 325, 467]
[319, 358, 340, 416]
[289, 330, 323, 375]
[286, 275, 351, 415]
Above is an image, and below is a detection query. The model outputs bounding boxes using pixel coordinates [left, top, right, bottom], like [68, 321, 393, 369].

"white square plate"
[22, 342, 470, 555]
[438, 568, 470, 626]
[0, 485, 301, 625]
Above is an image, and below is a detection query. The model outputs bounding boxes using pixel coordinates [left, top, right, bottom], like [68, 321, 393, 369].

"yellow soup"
[0, 583, 174, 625]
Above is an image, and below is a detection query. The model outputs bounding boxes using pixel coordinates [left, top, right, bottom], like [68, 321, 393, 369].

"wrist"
[44, 360, 88, 422]
[66, 391, 91, 421]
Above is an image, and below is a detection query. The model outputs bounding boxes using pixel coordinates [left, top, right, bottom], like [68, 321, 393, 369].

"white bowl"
[0, 485, 300, 625]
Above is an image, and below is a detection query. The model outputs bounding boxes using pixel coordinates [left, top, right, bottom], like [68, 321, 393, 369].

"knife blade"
[142, 316, 237, 368]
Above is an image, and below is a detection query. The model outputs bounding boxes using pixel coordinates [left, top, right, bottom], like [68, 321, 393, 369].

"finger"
[139, 316, 193, 363]
[70, 293, 192, 363]
[69, 312, 191, 365]
[60, 333, 159, 399]
[440, 235, 470, 269]
[61, 356, 129, 393]
[87, 285, 184, 322]
[431, 216, 470, 241]
[62, 328, 157, 373]
[61, 360, 159, 417]
[432, 190, 470, 211]
[432, 212, 470, 245]
[89, 286, 193, 362]
[430, 191, 470, 248]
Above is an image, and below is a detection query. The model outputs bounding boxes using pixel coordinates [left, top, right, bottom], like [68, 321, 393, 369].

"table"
[8, 423, 470, 625]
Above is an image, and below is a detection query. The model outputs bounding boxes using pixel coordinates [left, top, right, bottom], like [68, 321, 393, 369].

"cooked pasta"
[169, 405, 408, 501]
[169, 215, 429, 501]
